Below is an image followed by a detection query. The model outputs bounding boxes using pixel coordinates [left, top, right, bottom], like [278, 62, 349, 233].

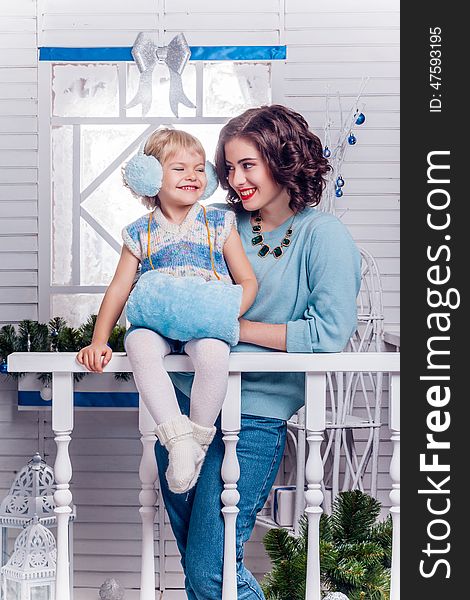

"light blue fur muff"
[126, 271, 243, 346]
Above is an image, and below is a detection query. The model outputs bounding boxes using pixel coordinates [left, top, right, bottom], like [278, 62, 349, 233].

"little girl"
[76, 128, 258, 494]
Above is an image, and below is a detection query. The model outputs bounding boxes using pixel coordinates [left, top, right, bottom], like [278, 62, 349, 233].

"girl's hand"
[76, 343, 112, 373]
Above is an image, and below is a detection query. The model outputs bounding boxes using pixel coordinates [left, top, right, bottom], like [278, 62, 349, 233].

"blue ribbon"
[39, 45, 286, 62]
[188, 45, 286, 61]
[18, 390, 139, 408]
[40, 47, 133, 61]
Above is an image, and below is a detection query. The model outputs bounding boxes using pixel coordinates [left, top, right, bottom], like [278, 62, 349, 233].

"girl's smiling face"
[224, 137, 289, 213]
[158, 148, 207, 209]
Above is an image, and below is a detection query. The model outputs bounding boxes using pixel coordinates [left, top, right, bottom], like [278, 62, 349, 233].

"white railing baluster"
[293, 406, 306, 536]
[220, 372, 241, 600]
[138, 397, 158, 600]
[332, 372, 343, 496]
[389, 373, 400, 600]
[304, 372, 326, 600]
[52, 372, 74, 600]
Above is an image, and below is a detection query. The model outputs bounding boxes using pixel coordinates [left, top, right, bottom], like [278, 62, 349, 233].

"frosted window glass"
[52, 64, 119, 117]
[52, 294, 104, 328]
[82, 167, 148, 243]
[126, 63, 196, 117]
[203, 63, 271, 117]
[48, 62, 273, 317]
[81, 125, 148, 191]
[177, 124, 223, 163]
[52, 126, 73, 285]
[80, 218, 120, 286]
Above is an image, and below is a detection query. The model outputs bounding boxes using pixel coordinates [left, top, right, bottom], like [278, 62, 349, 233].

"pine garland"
[0, 316, 129, 382]
[262, 490, 392, 600]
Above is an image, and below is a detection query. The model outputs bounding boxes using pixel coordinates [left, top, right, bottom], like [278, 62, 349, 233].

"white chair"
[321, 247, 385, 511]
[285, 247, 385, 525]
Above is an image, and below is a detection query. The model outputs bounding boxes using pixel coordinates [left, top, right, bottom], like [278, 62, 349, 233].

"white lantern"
[1, 518, 56, 600]
[0, 454, 56, 525]
[0, 453, 76, 596]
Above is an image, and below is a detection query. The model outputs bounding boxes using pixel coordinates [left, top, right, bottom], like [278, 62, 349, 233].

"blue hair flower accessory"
[123, 153, 163, 197]
[200, 161, 219, 201]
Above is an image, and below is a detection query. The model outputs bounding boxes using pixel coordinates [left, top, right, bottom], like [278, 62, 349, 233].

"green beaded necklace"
[251, 211, 296, 259]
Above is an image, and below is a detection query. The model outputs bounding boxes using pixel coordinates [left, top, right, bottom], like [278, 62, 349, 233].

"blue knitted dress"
[122, 202, 235, 282]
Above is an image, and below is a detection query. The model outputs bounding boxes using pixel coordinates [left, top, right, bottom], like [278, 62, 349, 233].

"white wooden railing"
[7, 351, 400, 600]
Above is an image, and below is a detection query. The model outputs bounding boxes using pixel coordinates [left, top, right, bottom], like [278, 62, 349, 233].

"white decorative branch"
[320, 78, 369, 214]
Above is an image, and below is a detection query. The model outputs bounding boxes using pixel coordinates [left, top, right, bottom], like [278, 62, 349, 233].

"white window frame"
[38, 60, 274, 322]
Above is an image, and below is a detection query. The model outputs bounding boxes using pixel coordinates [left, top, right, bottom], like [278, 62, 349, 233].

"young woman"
[157, 105, 362, 599]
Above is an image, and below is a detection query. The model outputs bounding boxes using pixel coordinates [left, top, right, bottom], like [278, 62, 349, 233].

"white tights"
[124, 328, 230, 428]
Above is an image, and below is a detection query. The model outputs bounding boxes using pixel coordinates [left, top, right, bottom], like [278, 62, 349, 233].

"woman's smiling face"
[224, 137, 288, 213]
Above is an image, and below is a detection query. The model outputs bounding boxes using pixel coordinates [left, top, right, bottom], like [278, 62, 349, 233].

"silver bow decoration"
[127, 32, 195, 117]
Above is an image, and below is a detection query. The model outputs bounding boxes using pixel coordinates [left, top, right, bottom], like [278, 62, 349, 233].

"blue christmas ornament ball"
[323, 146, 331, 158]
[355, 112, 366, 125]
[335, 188, 343, 198]
[348, 133, 357, 145]
[0, 361, 7, 374]
[336, 176, 344, 188]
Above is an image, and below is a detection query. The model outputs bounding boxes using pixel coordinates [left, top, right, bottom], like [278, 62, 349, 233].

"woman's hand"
[76, 343, 112, 373]
[238, 318, 250, 343]
[238, 318, 287, 351]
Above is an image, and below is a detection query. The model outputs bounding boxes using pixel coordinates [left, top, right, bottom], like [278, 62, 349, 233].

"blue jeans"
[155, 390, 287, 599]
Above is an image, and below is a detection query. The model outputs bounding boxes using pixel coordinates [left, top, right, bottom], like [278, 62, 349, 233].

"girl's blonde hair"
[125, 128, 206, 209]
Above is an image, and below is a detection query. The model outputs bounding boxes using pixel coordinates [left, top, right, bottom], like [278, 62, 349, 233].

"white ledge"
[7, 351, 400, 374]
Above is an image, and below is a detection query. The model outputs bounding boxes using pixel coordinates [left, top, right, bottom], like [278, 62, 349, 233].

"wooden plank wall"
[280, 0, 399, 329]
[0, 0, 38, 325]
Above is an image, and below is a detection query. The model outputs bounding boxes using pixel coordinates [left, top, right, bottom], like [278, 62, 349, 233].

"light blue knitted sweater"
[172, 206, 361, 421]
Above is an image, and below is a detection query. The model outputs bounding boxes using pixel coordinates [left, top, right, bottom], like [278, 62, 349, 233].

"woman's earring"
[123, 153, 163, 197]
[200, 161, 219, 201]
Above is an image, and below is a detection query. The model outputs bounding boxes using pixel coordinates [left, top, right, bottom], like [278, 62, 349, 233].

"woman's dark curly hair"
[215, 104, 331, 212]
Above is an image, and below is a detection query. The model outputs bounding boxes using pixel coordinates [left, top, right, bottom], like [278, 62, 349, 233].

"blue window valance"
[39, 46, 287, 62]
